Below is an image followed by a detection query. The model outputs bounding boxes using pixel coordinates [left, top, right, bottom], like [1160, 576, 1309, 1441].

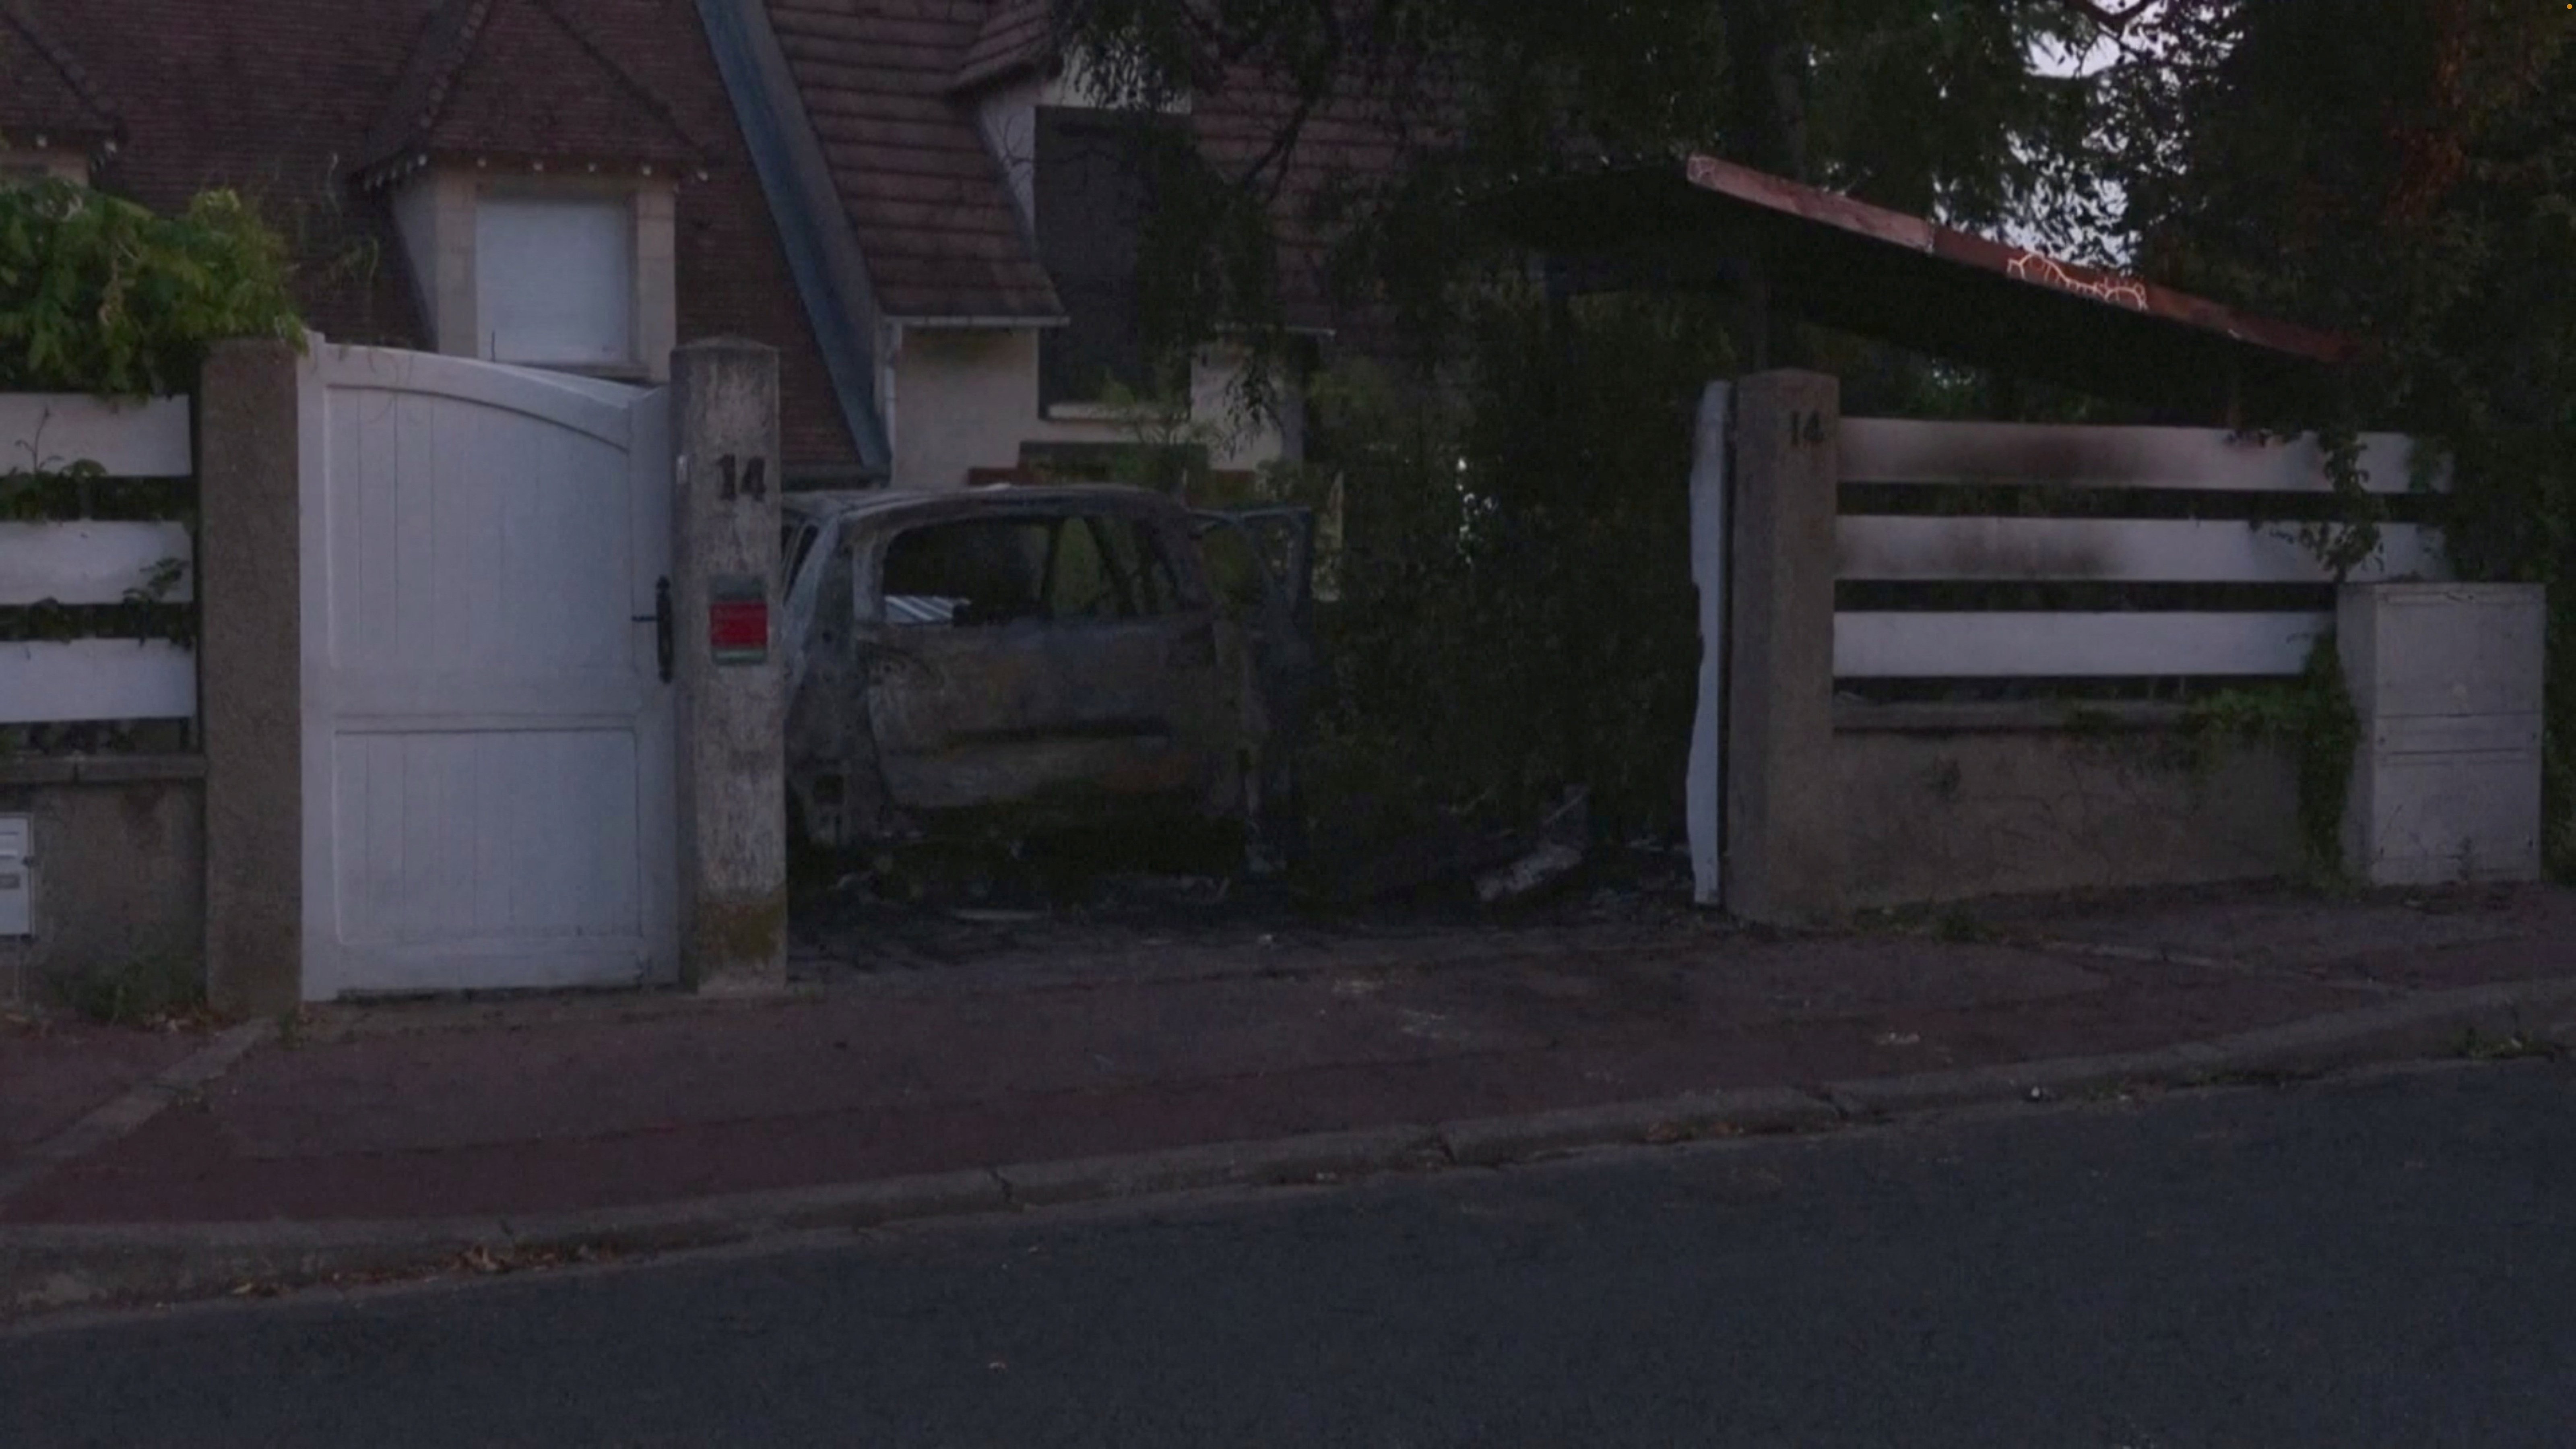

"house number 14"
[717, 454, 769, 502]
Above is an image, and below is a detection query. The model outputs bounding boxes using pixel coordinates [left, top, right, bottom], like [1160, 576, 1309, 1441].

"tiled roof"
[0, 3, 117, 149]
[1194, 66, 1428, 339]
[764, 0, 1063, 320]
[360, 0, 708, 184]
[951, 0, 1051, 94]
[15, 0, 859, 469]
[761, 0, 1430, 338]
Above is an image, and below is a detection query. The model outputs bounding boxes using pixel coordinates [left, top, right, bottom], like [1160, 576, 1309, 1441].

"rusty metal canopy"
[1472, 154, 2359, 417]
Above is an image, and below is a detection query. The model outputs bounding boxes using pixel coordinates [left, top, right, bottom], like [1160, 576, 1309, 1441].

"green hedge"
[0, 178, 302, 396]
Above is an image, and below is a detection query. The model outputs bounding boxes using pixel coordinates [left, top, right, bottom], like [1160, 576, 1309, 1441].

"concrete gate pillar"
[669, 340, 788, 993]
[198, 338, 306, 1017]
[1724, 370, 1846, 927]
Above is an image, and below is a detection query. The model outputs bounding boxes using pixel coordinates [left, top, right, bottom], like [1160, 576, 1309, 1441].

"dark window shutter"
[1034, 106, 1158, 408]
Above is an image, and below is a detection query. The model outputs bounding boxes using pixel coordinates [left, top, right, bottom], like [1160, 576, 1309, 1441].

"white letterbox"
[0, 814, 30, 937]
[2340, 583, 2547, 885]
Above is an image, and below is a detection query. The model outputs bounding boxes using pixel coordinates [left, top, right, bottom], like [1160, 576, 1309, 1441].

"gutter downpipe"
[695, 0, 894, 478]
[881, 319, 900, 473]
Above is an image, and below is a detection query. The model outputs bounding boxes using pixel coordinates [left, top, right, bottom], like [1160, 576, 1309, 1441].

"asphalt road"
[7, 1061, 2572, 1448]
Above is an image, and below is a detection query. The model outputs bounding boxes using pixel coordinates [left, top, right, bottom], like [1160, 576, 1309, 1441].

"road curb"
[993, 1126, 1450, 1208]
[8, 974, 2574, 1320]
[1441, 1088, 1839, 1166]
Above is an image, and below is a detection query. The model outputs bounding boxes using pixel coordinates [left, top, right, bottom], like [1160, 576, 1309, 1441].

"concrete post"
[197, 339, 306, 1016]
[1724, 370, 1845, 925]
[1685, 382, 1731, 908]
[670, 340, 788, 993]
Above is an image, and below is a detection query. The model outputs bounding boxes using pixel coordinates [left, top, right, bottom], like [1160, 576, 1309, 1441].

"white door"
[299, 345, 677, 999]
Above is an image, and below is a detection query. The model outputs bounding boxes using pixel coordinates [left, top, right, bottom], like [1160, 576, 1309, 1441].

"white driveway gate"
[298, 345, 678, 999]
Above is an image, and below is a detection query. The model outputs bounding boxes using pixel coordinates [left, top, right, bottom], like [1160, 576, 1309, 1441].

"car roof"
[782, 483, 1184, 528]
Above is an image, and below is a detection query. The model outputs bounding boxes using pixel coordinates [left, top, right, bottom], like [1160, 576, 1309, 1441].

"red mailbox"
[708, 576, 768, 665]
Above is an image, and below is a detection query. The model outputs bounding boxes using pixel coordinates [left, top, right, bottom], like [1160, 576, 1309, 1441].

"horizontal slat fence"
[0, 640, 198, 723]
[1833, 419, 2448, 685]
[1836, 611, 2332, 679]
[0, 394, 193, 479]
[0, 394, 197, 729]
[1838, 419, 2440, 494]
[1838, 517, 2444, 585]
[0, 521, 196, 604]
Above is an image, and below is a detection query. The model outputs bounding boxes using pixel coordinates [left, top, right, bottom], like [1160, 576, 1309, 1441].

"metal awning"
[1470, 154, 2357, 418]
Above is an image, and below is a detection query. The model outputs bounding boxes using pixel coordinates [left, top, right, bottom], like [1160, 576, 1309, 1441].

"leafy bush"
[2087, 3, 2576, 879]
[0, 178, 303, 396]
[1286, 291, 1735, 851]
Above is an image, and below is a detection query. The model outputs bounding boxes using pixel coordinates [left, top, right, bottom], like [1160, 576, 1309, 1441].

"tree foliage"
[2090, 0, 2576, 873]
[1065, 0, 2140, 847]
[1060, 0, 2112, 378]
[1279, 291, 1734, 843]
[1070, 0, 2576, 873]
[0, 179, 304, 397]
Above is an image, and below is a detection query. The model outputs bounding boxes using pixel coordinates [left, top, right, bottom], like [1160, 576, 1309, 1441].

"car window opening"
[883, 514, 1178, 627]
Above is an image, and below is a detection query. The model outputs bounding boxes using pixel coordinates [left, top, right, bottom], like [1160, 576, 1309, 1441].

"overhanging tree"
[2087, 0, 2576, 873]
[1054, 0, 2118, 378]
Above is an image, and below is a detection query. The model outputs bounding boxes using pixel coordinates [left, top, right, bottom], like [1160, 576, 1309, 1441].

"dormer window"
[475, 190, 639, 371]
[386, 167, 679, 382]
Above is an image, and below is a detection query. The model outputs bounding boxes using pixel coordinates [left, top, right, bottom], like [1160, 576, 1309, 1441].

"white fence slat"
[1839, 418, 2445, 495]
[1835, 611, 2332, 678]
[0, 522, 195, 605]
[1837, 517, 2449, 584]
[0, 639, 196, 722]
[0, 394, 193, 478]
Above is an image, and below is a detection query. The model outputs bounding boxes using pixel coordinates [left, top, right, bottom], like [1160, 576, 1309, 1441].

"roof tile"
[765, 0, 1061, 320]
[761, 1, 1429, 342]
[0, 3, 116, 148]
[360, 0, 707, 181]
[952, 0, 1051, 94]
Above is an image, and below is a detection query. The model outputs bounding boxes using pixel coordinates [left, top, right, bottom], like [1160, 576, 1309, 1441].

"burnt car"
[780, 484, 1316, 867]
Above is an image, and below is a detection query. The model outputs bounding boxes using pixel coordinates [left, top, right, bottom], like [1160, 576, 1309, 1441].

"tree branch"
[1228, 0, 1349, 202]
[2056, 0, 2161, 32]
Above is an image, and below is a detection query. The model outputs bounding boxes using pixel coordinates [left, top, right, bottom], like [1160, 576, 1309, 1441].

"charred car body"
[780, 485, 1316, 866]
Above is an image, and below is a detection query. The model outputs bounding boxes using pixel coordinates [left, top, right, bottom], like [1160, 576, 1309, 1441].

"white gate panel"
[300, 344, 676, 999]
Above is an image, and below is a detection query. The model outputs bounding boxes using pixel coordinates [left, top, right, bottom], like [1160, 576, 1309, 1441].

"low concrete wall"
[0, 758, 204, 1008]
[1834, 707, 2305, 910]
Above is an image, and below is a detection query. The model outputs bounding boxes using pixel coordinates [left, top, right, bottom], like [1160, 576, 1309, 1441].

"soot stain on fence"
[1933, 521, 2114, 582]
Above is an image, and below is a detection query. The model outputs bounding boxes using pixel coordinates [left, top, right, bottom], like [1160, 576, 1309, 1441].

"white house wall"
[390, 170, 479, 364]
[889, 328, 1297, 491]
[976, 77, 1043, 232]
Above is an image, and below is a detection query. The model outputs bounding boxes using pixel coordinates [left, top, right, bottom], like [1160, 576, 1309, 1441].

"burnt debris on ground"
[788, 820, 1702, 982]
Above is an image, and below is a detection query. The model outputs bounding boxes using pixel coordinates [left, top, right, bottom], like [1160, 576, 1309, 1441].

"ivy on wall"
[0, 458, 193, 522]
[2180, 638, 2362, 883]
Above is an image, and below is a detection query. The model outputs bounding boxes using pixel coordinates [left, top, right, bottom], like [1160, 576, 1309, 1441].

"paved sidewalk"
[5, 883, 2574, 1309]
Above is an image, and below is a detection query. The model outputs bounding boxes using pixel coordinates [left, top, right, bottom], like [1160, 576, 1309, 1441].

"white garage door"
[299, 345, 677, 999]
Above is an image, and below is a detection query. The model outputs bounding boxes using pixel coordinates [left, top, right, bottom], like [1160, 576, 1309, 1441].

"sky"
[2001, 23, 2136, 262]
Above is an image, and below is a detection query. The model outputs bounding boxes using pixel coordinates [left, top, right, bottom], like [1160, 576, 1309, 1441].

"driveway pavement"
[4, 881, 2572, 1315]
